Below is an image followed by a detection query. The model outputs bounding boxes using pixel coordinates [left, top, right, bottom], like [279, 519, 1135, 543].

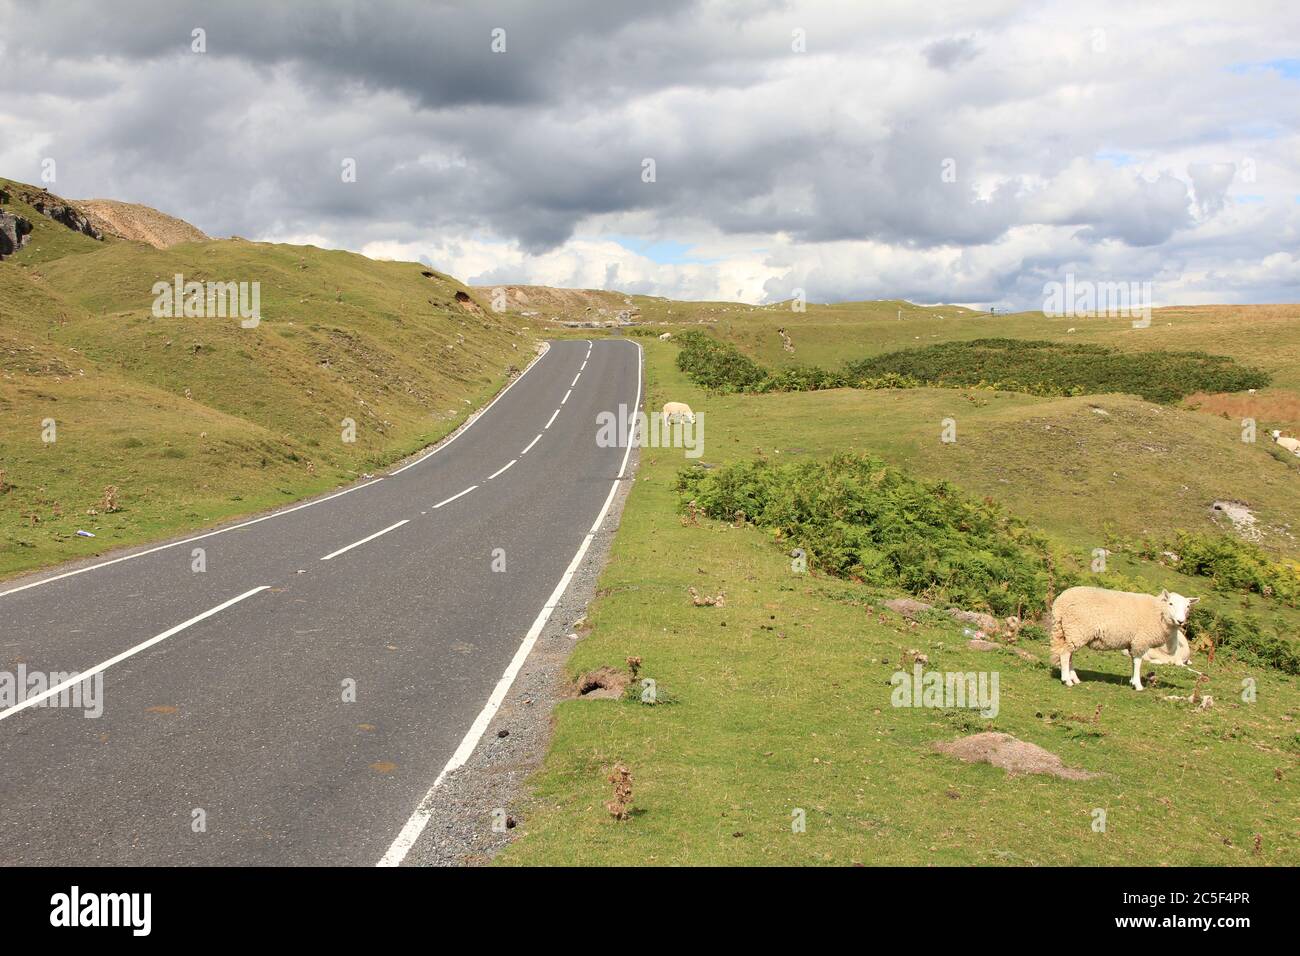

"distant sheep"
[1050, 586, 1199, 690]
[662, 401, 695, 424]
[1271, 430, 1300, 456]
[659, 332, 673, 340]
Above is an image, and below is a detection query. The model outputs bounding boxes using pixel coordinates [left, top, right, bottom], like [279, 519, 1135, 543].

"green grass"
[499, 338, 1299, 866]
[1, 177, 533, 578]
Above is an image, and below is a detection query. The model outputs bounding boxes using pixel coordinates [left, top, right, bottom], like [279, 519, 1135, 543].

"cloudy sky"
[2, 0, 1298, 308]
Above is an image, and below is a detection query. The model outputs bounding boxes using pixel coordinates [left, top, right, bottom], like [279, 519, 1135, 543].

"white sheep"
[1050, 586, 1199, 690]
[658, 331, 673, 341]
[1139, 627, 1191, 666]
[1271, 430, 1300, 456]
[662, 401, 695, 424]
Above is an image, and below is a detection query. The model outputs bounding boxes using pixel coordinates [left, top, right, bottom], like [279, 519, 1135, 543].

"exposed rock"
[29, 194, 103, 240]
[884, 598, 933, 619]
[0, 211, 33, 259]
[967, 638, 1001, 651]
[947, 608, 1002, 633]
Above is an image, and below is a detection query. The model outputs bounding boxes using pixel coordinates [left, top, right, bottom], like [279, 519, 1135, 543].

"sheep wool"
[1050, 586, 1197, 690]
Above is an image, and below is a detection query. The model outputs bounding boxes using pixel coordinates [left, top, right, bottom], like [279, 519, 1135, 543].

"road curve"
[0, 338, 641, 865]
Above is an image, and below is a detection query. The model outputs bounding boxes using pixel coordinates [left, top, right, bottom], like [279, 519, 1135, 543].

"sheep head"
[1158, 589, 1200, 644]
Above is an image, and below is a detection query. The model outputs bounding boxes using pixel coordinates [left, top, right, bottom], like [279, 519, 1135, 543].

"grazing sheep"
[659, 331, 673, 340]
[1050, 587, 1199, 690]
[1271, 430, 1300, 456]
[662, 401, 695, 424]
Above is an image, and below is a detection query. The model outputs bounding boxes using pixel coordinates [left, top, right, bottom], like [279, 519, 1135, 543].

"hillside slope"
[0, 178, 533, 578]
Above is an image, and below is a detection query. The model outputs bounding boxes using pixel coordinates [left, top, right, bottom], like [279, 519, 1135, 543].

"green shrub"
[677, 453, 1053, 616]
[674, 332, 1266, 403]
[843, 338, 1268, 404]
[1135, 532, 1300, 607]
[673, 330, 768, 392]
[1185, 607, 1299, 675]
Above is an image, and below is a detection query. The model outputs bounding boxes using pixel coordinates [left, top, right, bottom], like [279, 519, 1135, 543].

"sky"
[1, 0, 1298, 309]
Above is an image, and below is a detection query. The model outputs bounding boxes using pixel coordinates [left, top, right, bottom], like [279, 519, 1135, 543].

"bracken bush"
[677, 453, 1053, 617]
[672, 331, 1269, 403]
[1134, 531, 1300, 607]
[843, 339, 1269, 404]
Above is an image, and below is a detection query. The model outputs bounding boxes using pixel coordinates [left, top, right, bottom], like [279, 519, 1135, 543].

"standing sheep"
[1050, 586, 1199, 690]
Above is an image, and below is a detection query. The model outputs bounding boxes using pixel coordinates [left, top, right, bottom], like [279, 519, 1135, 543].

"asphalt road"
[0, 337, 641, 866]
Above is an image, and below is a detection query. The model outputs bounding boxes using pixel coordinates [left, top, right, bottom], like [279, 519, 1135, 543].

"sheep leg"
[1060, 649, 1078, 686]
[1130, 655, 1144, 691]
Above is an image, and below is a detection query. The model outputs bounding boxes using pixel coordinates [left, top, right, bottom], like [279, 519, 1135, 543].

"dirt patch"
[933, 732, 1098, 780]
[74, 198, 207, 248]
[575, 666, 628, 699]
[1210, 499, 1260, 540]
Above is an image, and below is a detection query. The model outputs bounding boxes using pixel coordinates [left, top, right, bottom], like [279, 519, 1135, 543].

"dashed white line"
[432, 485, 478, 509]
[0, 480, 382, 600]
[388, 342, 552, 477]
[0, 586, 271, 723]
[580, 360, 587, 371]
[320, 520, 409, 561]
[571, 372, 581, 387]
[561, 389, 572, 405]
[544, 409, 560, 429]
[486, 459, 517, 480]
[378, 339, 643, 867]
[521, 434, 542, 455]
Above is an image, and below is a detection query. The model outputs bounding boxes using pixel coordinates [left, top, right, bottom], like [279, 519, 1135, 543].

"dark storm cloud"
[2, 0, 1297, 306]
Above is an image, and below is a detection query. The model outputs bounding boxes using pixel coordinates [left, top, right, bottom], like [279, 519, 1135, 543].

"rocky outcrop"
[0, 210, 34, 259]
[28, 194, 103, 240]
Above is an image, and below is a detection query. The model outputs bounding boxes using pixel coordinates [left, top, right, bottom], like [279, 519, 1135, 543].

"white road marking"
[561, 389, 572, 405]
[571, 372, 581, 387]
[521, 434, 542, 455]
[0, 586, 271, 723]
[0, 481, 380, 600]
[486, 459, 517, 480]
[379, 339, 643, 867]
[580, 360, 587, 371]
[432, 485, 478, 509]
[388, 343, 552, 476]
[544, 409, 560, 429]
[319, 520, 409, 561]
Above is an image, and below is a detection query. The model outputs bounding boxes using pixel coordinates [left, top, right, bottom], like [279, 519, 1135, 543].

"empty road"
[0, 338, 641, 865]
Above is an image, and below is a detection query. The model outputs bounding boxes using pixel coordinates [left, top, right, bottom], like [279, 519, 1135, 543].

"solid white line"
[544, 409, 560, 429]
[432, 485, 478, 509]
[561, 389, 572, 405]
[521, 434, 542, 455]
[378, 339, 643, 867]
[0, 342, 557, 600]
[486, 459, 516, 480]
[319, 520, 409, 561]
[387, 343, 551, 476]
[571, 373, 581, 387]
[0, 586, 271, 723]
[0, 481, 381, 600]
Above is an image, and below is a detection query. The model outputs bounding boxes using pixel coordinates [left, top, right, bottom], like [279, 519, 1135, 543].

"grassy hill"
[501, 305, 1300, 867]
[0, 177, 533, 578]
